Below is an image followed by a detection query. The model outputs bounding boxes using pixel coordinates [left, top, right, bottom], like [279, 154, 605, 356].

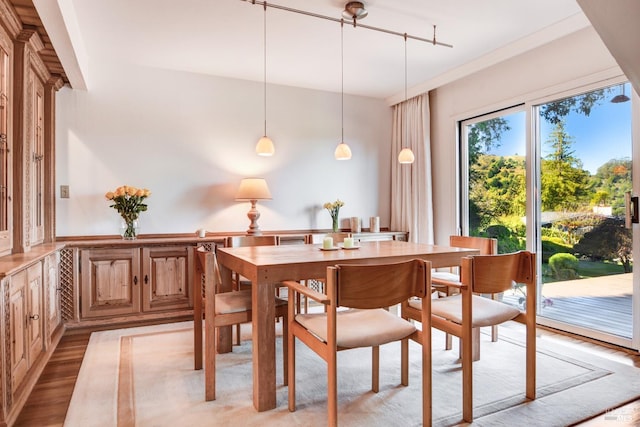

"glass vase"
[121, 219, 139, 240]
[332, 215, 339, 232]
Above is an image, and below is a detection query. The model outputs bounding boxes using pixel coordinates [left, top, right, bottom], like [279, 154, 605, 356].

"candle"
[323, 237, 334, 249]
[343, 237, 354, 248]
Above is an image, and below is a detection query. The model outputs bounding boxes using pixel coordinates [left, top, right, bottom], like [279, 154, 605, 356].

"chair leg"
[235, 324, 241, 346]
[372, 345, 380, 392]
[458, 327, 481, 362]
[401, 339, 409, 386]
[288, 327, 296, 412]
[205, 327, 216, 401]
[282, 314, 288, 386]
[328, 349, 338, 427]
[491, 325, 498, 342]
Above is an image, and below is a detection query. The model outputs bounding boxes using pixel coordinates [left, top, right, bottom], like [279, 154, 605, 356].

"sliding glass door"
[461, 81, 638, 349]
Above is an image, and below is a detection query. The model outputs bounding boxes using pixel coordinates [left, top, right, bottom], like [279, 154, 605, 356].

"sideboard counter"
[0, 243, 64, 277]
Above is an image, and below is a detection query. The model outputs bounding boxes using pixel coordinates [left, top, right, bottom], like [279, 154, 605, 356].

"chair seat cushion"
[411, 294, 520, 327]
[215, 290, 286, 314]
[431, 271, 460, 283]
[295, 308, 416, 349]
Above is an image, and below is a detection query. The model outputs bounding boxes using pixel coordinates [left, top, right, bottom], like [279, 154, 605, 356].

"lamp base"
[246, 200, 263, 236]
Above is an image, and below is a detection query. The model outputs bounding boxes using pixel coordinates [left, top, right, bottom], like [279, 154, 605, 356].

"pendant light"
[335, 19, 352, 160]
[398, 33, 415, 164]
[256, 2, 275, 156]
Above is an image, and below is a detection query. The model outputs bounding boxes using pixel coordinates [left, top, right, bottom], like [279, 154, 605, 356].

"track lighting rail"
[243, 0, 453, 48]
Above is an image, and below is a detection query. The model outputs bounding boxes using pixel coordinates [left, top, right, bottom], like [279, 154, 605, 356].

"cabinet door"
[9, 271, 28, 390]
[26, 263, 43, 365]
[142, 246, 191, 312]
[45, 252, 60, 337]
[80, 248, 141, 318]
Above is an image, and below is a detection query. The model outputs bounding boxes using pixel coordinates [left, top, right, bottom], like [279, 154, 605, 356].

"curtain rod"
[242, 0, 453, 49]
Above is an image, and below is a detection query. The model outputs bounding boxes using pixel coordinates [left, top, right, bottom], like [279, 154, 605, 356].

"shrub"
[541, 238, 572, 263]
[548, 253, 579, 280]
[485, 224, 525, 253]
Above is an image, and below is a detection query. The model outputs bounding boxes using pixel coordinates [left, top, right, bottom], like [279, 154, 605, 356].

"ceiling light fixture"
[241, 0, 452, 48]
[611, 84, 630, 103]
[335, 19, 352, 160]
[255, 1, 275, 156]
[398, 33, 415, 165]
[342, 1, 368, 22]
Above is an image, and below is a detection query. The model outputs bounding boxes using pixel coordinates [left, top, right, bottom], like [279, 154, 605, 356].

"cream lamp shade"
[334, 142, 352, 160]
[235, 178, 272, 235]
[256, 136, 275, 156]
[398, 147, 415, 164]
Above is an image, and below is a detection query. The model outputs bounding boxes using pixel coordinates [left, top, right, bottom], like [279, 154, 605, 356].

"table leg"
[252, 279, 277, 411]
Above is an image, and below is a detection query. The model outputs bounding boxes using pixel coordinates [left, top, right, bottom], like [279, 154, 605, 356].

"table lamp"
[235, 178, 272, 235]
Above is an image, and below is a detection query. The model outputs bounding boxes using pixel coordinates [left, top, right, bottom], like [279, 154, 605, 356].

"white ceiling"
[37, 0, 591, 102]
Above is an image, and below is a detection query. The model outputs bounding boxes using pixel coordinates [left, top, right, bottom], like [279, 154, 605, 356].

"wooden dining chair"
[192, 246, 288, 401]
[283, 259, 432, 427]
[432, 235, 498, 356]
[405, 251, 536, 423]
[225, 235, 280, 343]
[299, 232, 355, 313]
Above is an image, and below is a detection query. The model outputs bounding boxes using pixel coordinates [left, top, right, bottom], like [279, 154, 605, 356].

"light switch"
[60, 185, 69, 198]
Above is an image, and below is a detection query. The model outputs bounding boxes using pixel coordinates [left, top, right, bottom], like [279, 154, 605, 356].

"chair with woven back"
[283, 258, 433, 427]
[403, 250, 536, 423]
[192, 246, 288, 400]
[432, 235, 498, 358]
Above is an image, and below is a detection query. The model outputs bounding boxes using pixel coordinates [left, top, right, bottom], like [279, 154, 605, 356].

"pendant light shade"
[398, 147, 415, 164]
[398, 33, 414, 164]
[335, 20, 352, 160]
[335, 142, 352, 160]
[256, 2, 275, 156]
[256, 136, 275, 156]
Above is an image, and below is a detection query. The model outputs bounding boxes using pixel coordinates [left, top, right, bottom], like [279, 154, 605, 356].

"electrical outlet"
[60, 185, 70, 199]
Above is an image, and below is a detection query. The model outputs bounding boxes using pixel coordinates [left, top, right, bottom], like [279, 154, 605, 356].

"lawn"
[542, 259, 630, 283]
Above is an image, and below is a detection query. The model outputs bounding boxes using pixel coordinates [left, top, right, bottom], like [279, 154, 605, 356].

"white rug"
[64, 321, 640, 427]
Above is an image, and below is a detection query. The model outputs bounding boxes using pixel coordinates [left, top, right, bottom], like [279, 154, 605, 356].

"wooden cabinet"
[44, 252, 61, 340]
[8, 263, 43, 392]
[80, 248, 141, 319]
[142, 245, 191, 312]
[9, 270, 28, 391]
[1, 245, 60, 427]
[78, 243, 193, 321]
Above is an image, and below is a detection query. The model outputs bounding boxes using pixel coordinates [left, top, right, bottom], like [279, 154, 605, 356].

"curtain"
[390, 93, 434, 244]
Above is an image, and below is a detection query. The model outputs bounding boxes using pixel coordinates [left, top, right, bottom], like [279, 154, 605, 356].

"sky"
[484, 82, 632, 175]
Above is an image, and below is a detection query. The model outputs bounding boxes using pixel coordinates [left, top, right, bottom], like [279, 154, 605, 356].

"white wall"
[429, 27, 621, 245]
[55, 61, 392, 237]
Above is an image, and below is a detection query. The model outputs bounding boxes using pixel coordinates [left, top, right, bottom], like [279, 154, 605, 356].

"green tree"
[467, 118, 511, 168]
[539, 89, 609, 125]
[541, 121, 591, 211]
[590, 158, 632, 216]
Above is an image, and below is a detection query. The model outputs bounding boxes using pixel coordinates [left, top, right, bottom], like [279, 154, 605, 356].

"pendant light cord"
[263, 2, 267, 136]
[404, 33, 407, 148]
[341, 19, 344, 143]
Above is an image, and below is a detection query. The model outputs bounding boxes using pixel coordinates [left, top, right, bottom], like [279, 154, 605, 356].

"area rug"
[64, 321, 640, 427]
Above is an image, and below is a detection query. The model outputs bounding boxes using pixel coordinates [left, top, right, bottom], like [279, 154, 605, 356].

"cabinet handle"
[144, 275, 148, 284]
[29, 314, 39, 320]
[134, 276, 138, 285]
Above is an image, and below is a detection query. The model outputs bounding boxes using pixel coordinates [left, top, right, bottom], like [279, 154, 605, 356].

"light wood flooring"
[12, 325, 640, 427]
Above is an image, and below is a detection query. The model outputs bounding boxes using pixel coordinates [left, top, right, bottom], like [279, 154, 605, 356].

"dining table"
[212, 239, 480, 412]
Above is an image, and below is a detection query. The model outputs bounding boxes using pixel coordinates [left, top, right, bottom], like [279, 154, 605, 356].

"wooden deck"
[503, 273, 633, 339]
